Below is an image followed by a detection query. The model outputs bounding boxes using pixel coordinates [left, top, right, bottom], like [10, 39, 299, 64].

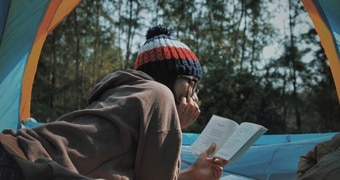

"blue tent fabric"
[0, 0, 11, 42]
[0, 0, 50, 131]
[313, 0, 340, 58]
[181, 132, 338, 180]
[21, 118, 45, 129]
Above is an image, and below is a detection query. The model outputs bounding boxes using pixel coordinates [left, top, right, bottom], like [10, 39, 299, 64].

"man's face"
[173, 75, 200, 129]
[173, 75, 199, 104]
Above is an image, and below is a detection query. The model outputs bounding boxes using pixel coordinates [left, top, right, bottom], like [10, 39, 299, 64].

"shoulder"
[144, 80, 174, 101]
[148, 80, 172, 94]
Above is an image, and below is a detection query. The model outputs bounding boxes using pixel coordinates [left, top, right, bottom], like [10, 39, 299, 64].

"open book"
[190, 115, 267, 163]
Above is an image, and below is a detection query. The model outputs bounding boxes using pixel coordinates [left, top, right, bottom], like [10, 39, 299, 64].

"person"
[0, 25, 228, 180]
[296, 133, 340, 179]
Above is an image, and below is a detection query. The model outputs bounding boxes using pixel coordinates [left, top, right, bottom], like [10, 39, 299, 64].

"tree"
[32, 0, 122, 122]
[31, 0, 339, 134]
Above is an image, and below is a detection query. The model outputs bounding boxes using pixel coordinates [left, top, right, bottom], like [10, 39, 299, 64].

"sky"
[262, 1, 314, 61]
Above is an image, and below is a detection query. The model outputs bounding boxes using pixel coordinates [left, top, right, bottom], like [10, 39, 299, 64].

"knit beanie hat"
[134, 25, 202, 87]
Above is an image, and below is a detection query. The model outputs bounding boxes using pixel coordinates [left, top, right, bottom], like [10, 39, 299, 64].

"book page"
[214, 122, 267, 162]
[190, 115, 239, 156]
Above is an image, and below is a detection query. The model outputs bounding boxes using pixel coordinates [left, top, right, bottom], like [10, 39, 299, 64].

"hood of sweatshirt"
[87, 69, 153, 104]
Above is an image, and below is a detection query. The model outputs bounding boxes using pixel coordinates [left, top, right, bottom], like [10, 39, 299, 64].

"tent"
[0, 0, 81, 131]
[0, 0, 339, 179]
[302, 0, 340, 102]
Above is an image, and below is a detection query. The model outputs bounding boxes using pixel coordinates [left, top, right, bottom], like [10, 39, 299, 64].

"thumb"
[204, 142, 217, 156]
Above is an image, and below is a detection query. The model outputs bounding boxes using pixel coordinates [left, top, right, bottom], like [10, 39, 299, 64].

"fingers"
[190, 142, 228, 180]
[205, 155, 228, 179]
[177, 96, 197, 110]
[211, 157, 228, 167]
[222, 159, 229, 166]
[177, 96, 187, 113]
[177, 96, 200, 129]
[204, 142, 229, 169]
[186, 85, 193, 98]
[185, 97, 197, 119]
[206, 156, 229, 169]
[192, 92, 198, 102]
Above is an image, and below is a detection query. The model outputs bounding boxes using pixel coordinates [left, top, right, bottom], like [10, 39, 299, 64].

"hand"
[193, 142, 229, 179]
[179, 142, 229, 180]
[176, 96, 200, 129]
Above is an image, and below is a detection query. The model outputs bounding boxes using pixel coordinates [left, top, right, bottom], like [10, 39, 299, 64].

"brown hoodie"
[0, 70, 182, 180]
[296, 133, 340, 179]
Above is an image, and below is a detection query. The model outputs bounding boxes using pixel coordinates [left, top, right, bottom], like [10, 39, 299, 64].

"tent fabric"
[181, 132, 338, 180]
[0, 0, 81, 131]
[0, 0, 11, 42]
[302, 0, 340, 102]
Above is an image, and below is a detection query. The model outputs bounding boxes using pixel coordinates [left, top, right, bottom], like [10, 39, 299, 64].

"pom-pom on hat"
[134, 25, 202, 85]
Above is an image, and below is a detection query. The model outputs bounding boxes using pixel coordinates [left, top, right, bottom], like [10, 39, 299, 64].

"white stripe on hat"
[138, 38, 191, 55]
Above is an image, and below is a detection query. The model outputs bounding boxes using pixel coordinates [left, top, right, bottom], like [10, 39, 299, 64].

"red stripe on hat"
[177, 47, 186, 60]
[135, 46, 199, 68]
[170, 47, 179, 59]
[156, 47, 163, 61]
[164, 46, 172, 59]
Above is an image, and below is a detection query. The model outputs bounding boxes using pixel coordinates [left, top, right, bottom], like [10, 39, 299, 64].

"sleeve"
[11, 156, 94, 180]
[297, 134, 340, 179]
[296, 146, 317, 179]
[297, 149, 340, 180]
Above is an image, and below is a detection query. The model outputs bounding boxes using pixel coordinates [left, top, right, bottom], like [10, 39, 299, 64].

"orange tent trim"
[20, 0, 81, 122]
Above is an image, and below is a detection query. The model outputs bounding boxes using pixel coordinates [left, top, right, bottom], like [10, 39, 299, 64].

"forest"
[31, 0, 340, 134]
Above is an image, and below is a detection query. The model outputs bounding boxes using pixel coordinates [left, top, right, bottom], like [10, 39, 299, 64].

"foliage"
[31, 0, 339, 133]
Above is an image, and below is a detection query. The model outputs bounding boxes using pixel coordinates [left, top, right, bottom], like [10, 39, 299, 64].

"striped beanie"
[134, 25, 202, 86]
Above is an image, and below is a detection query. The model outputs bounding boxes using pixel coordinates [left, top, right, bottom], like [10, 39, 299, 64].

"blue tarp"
[181, 132, 338, 180]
